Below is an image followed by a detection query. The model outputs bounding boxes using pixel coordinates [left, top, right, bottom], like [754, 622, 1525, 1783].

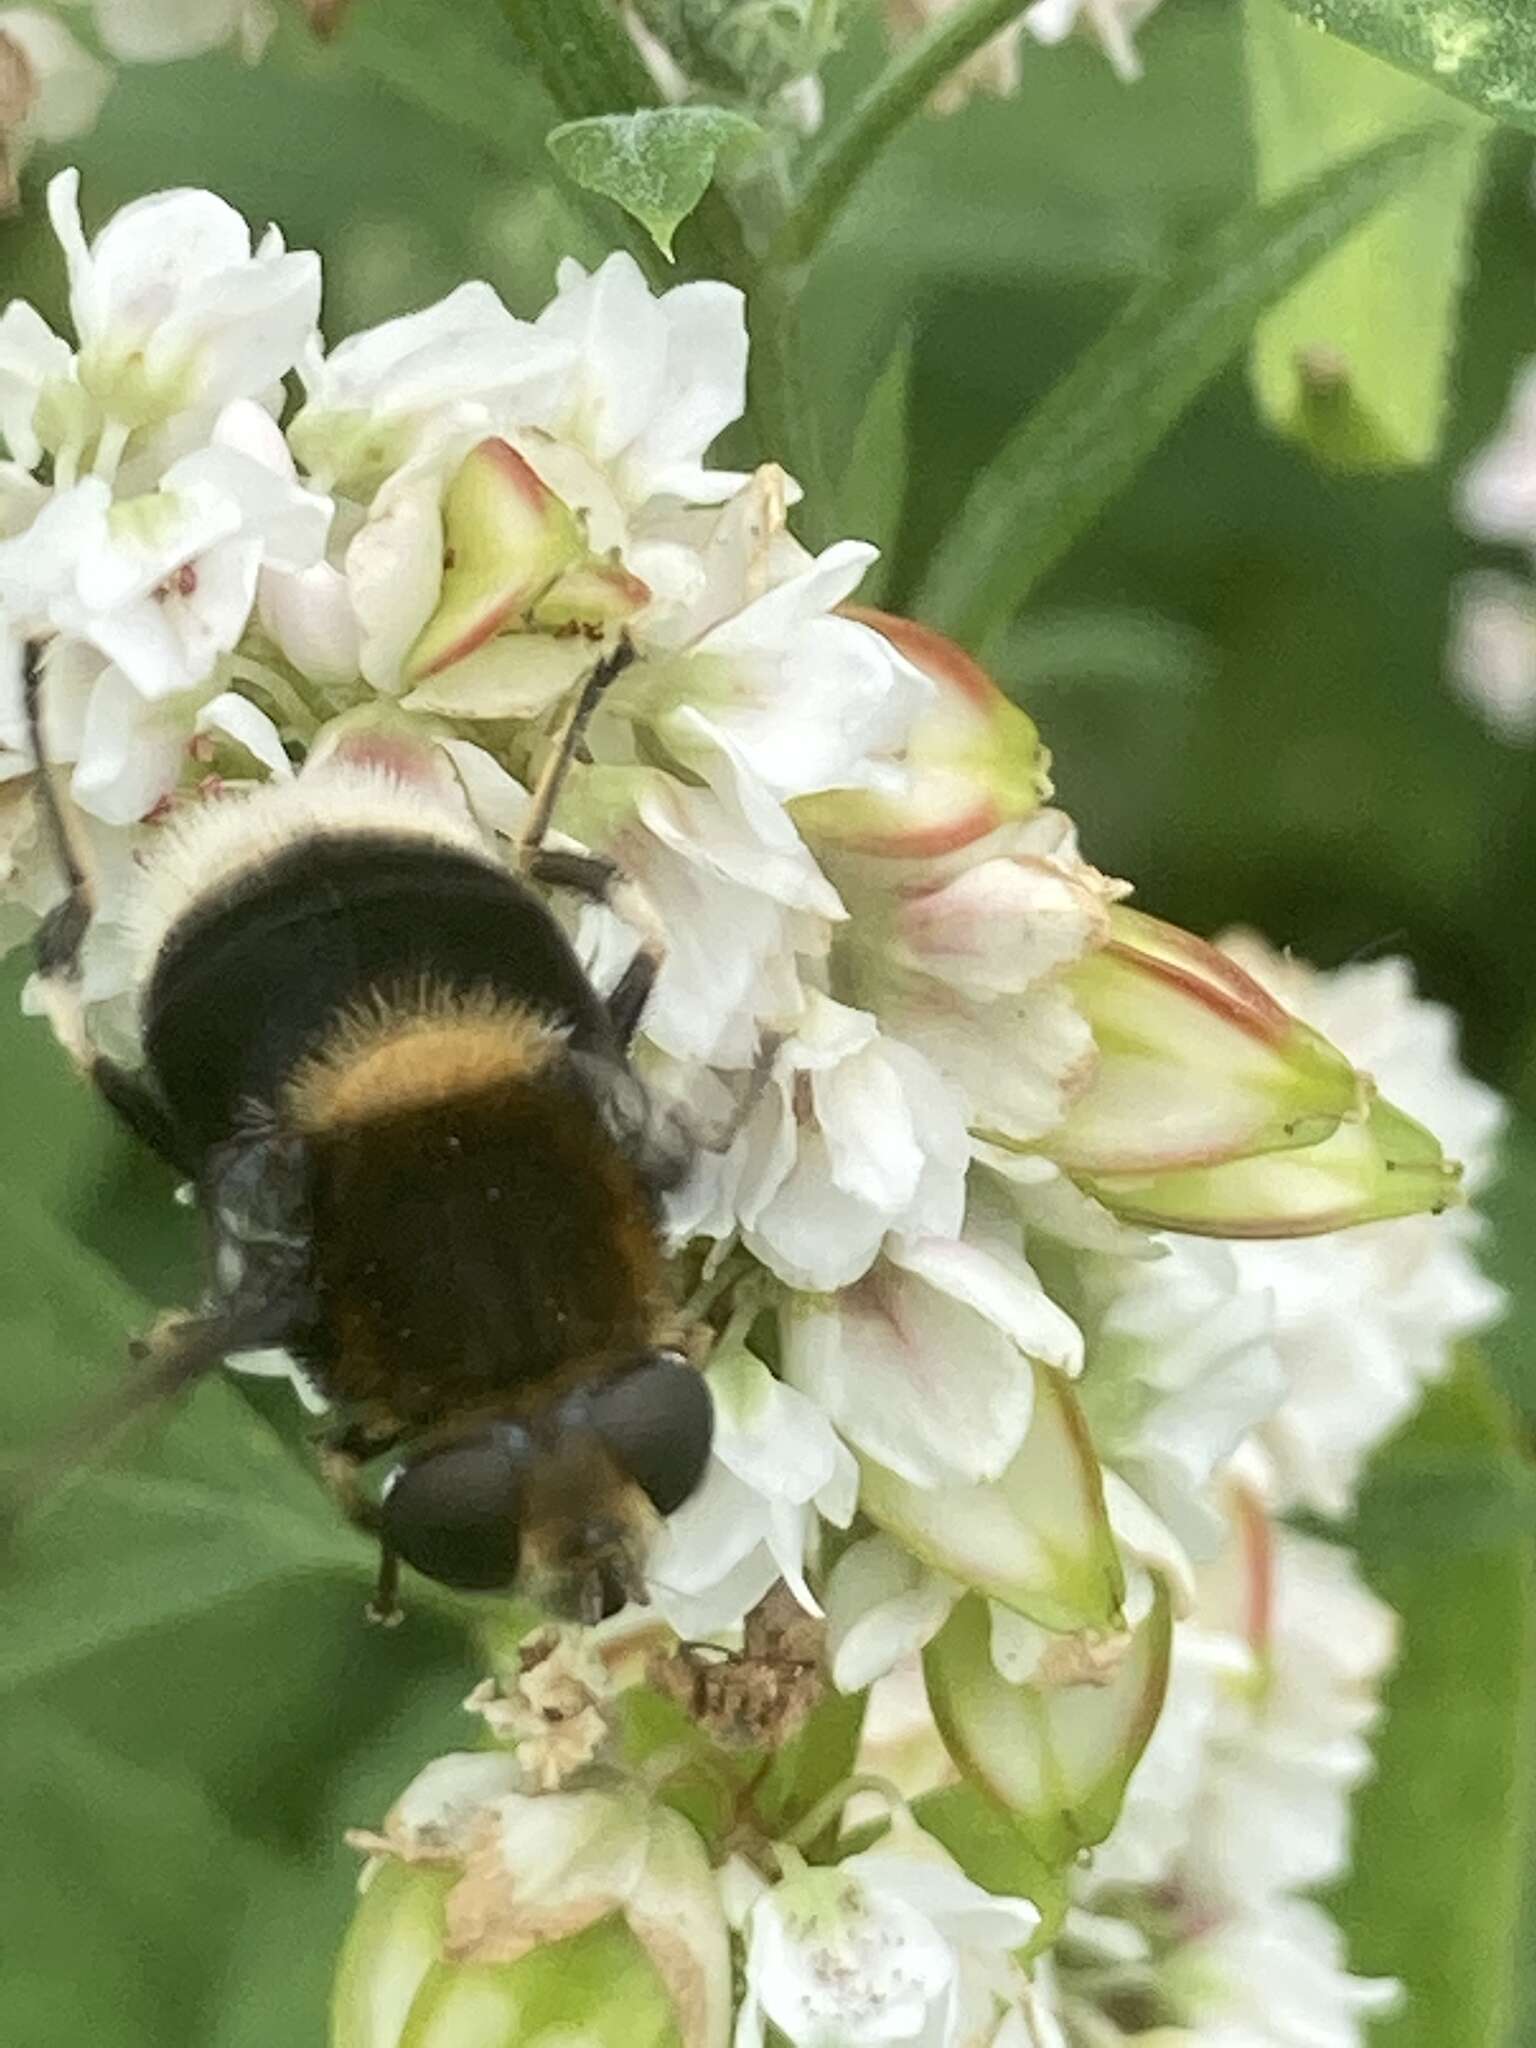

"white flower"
[734, 1819, 1039, 2048]
[532, 253, 748, 510]
[824, 1534, 958, 1694]
[88, 0, 277, 64]
[783, 1221, 1079, 1487]
[44, 167, 319, 450]
[1216, 935, 1505, 1516]
[1021, 0, 1165, 81]
[58, 408, 331, 699]
[843, 811, 1113, 1148]
[1168, 1898, 1399, 2047]
[719, 992, 969, 1292]
[291, 281, 570, 495]
[1072, 1237, 1285, 1557]
[1183, 1526, 1396, 1910]
[648, 1341, 857, 1636]
[0, 12, 111, 207]
[1447, 568, 1536, 745]
[635, 537, 930, 802]
[571, 734, 843, 1070]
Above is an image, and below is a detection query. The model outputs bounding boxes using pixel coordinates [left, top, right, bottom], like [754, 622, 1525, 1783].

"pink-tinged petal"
[1044, 905, 1363, 1173]
[888, 1232, 1083, 1378]
[857, 1362, 1123, 1633]
[791, 607, 1050, 857]
[892, 852, 1111, 995]
[923, 1581, 1171, 1863]
[1079, 1094, 1463, 1238]
[783, 1254, 1039, 1487]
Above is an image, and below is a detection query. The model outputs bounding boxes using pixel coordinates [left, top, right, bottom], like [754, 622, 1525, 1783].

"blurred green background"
[2, 0, 1535, 2040]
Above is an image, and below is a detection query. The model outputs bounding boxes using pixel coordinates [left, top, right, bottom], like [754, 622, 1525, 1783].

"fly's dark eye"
[381, 1429, 528, 1591]
[583, 1352, 712, 1516]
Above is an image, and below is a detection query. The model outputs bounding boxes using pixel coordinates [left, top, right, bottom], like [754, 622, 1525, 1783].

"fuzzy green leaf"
[547, 107, 763, 258]
[917, 121, 1468, 651]
[1276, 0, 1536, 137]
[1245, 0, 1491, 472]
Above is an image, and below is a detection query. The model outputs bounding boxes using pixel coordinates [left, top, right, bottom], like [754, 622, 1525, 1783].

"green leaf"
[1276, 0, 1536, 137]
[1329, 1354, 1536, 2047]
[916, 122, 1469, 652]
[0, 1185, 374, 1694]
[1245, 0, 1491, 472]
[839, 328, 913, 602]
[999, 607, 1219, 697]
[547, 107, 763, 258]
[754, 1685, 868, 1840]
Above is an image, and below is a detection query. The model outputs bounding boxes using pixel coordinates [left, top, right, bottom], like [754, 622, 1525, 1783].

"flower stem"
[772, 0, 1033, 269]
[780, 1773, 910, 1854]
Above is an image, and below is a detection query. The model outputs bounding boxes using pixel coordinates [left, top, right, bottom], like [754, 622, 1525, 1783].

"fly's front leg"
[516, 634, 636, 857]
[22, 637, 190, 1170]
[525, 846, 667, 1048]
[316, 1417, 409, 1625]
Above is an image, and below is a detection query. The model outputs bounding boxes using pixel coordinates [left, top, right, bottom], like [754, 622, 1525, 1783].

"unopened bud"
[792, 608, 1050, 857]
[1041, 906, 1364, 1176]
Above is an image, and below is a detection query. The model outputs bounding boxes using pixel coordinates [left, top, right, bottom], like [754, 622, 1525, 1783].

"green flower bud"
[923, 1581, 1172, 1863]
[1041, 907, 1364, 1176]
[791, 608, 1050, 859]
[1079, 1092, 1463, 1238]
[632, 0, 841, 107]
[858, 1360, 1124, 1634]
[333, 1862, 682, 2048]
[332, 1762, 729, 2048]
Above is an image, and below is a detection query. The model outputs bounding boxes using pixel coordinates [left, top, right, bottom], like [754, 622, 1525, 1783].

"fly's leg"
[22, 637, 188, 1169]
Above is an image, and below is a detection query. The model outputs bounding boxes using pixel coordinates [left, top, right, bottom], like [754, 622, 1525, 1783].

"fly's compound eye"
[380, 1428, 529, 1591]
[579, 1351, 713, 1516]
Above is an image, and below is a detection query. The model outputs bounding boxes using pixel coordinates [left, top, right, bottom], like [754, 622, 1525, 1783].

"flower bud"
[791, 608, 1050, 858]
[334, 1762, 730, 2048]
[404, 438, 586, 680]
[333, 1862, 685, 2048]
[923, 1582, 1171, 1863]
[1079, 1093, 1463, 1238]
[1040, 907, 1364, 1175]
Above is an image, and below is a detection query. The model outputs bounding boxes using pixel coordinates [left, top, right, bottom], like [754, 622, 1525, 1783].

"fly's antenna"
[517, 632, 637, 858]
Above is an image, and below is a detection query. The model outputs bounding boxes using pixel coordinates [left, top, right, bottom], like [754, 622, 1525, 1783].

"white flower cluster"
[884, 0, 1168, 112]
[0, 178, 1502, 2048]
[1449, 359, 1536, 743]
[854, 942, 1504, 2048]
[0, 0, 271, 205]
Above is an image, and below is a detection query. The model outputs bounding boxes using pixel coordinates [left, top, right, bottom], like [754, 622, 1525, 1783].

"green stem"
[780, 1772, 909, 1854]
[773, 0, 1032, 268]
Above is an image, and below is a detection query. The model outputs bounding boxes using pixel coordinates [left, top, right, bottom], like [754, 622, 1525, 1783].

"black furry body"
[144, 835, 620, 1155]
[138, 832, 675, 1434]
